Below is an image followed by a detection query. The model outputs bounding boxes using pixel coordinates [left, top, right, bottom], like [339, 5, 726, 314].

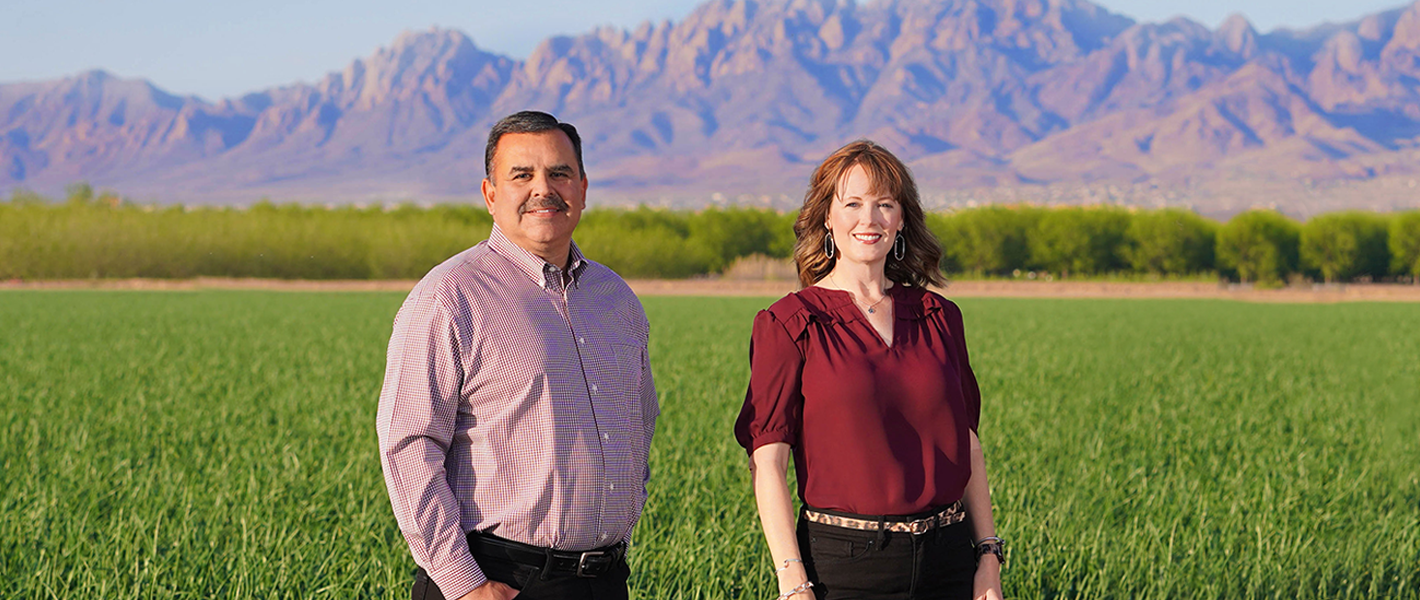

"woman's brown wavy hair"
[792, 140, 945, 289]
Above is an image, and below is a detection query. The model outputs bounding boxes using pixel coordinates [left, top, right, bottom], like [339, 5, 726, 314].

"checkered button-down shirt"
[377, 226, 658, 599]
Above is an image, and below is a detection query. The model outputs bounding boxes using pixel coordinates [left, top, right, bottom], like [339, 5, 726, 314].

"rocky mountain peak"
[1217, 13, 1259, 58]
[71, 68, 114, 87]
[1385, 0, 1420, 52]
[3, 0, 1419, 210]
[1321, 30, 1367, 73]
[4, 69, 191, 133]
[325, 27, 508, 111]
[1356, 9, 1399, 43]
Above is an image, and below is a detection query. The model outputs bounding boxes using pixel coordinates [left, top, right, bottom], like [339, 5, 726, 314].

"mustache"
[520, 194, 569, 214]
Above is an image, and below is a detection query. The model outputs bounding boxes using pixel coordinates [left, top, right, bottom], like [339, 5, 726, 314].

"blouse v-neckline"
[805, 285, 900, 349]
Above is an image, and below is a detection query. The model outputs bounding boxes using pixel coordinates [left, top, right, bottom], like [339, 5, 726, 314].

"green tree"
[575, 208, 714, 278]
[685, 208, 792, 272]
[1123, 209, 1218, 275]
[7, 188, 46, 205]
[1300, 211, 1389, 283]
[933, 206, 1038, 275]
[1390, 211, 1420, 282]
[65, 182, 95, 205]
[1029, 206, 1130, 277]
[1216, 210, 1300, 284]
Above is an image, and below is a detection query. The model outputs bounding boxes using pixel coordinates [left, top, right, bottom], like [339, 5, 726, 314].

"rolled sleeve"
[734, 309, 806, 454]
[376, 288, 486, 597]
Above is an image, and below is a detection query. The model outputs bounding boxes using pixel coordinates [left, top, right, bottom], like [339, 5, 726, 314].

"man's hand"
[973, 556, 1003, 600]
[458, 580, 519, 600]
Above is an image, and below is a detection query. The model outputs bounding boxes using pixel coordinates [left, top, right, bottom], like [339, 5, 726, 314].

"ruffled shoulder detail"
[896, 286, 951, 321]
[765, 290, 841, 339]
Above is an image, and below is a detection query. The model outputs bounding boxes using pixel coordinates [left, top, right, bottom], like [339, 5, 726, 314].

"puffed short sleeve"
[945, 300, 982, 433]
[734, 308, 806, 454]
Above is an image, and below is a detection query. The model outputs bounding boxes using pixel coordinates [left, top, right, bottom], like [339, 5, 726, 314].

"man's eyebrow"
[506, 165, 575, 176]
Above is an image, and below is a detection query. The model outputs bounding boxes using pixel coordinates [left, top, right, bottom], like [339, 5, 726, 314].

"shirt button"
[600, 533, 609, 540]
[602, 433, 609, 440]
[590, 384, 599, 393]
[609, 483, 616, 491]
[578, 336, 585, 344]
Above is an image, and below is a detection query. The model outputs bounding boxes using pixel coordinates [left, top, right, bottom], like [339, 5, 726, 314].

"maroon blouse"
[734, 285, 981, 516]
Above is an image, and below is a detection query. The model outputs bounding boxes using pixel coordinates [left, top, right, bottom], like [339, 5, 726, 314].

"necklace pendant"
[867, 308, 875, 314]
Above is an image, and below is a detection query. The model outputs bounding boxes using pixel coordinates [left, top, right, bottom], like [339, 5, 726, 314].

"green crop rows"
[2, 291, 1417, 598]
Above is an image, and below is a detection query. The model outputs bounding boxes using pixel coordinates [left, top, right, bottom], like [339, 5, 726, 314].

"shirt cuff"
[746, 429, 795, 454]
[428, 553, 487, 600]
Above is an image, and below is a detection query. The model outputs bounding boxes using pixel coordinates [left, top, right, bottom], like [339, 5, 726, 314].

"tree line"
[3, 185, 1419, 284]
[929, 205, 1420, 285]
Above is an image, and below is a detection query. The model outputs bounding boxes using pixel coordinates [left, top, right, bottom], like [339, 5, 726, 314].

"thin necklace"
[830, 272, 890, 314]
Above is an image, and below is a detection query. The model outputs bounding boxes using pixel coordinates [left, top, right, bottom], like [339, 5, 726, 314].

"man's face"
[481, 130, 587, 266]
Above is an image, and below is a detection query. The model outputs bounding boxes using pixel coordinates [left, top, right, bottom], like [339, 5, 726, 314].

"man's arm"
[376, 289, 487, 600]
[626, 340, 659, 545]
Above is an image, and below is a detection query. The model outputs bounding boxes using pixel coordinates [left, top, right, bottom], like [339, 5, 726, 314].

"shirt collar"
[488, 225, 587, 290]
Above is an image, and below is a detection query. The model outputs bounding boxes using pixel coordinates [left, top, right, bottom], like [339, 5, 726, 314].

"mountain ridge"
[3, 0, 1419, 214]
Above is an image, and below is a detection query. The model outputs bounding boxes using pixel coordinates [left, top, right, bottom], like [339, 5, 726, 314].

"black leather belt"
[467, 531, 626, 579]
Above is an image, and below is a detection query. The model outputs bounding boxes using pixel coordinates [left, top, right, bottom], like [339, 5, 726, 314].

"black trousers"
[410, 541, 629, 600]
[799, 514, 976, 600]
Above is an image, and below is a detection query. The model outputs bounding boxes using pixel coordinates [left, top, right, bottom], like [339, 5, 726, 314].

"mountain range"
[4, 0, 1420, 215]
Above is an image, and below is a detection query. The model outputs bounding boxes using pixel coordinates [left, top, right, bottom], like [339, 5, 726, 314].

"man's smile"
[520, 195, 570, 217]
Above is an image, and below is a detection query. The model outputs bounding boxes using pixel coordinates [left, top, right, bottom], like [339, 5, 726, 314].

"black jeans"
[410, 544, 629, 600]
[799, 514, 976, 600]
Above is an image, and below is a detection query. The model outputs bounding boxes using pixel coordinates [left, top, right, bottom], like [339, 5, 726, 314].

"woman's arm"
[751, 442, 812, 598]
[962, 430, 1004, 600]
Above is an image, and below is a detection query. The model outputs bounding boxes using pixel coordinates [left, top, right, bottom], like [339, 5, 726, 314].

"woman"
[735, 141, 1004, 600]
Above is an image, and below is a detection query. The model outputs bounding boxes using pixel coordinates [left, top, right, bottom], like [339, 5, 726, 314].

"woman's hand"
[775, 560, 812, 598]
[973, 556, 1003, 600]
[963, 430, 1003, 600]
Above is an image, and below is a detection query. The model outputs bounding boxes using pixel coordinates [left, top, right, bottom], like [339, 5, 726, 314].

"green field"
[2, 291, 1417, 599]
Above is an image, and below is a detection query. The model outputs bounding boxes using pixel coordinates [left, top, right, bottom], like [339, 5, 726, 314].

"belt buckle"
[576, 550, 608, 578]
[909, 514, 936, 535]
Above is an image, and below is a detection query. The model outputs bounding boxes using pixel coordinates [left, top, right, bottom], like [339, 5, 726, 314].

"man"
[377, 111, 658, 600]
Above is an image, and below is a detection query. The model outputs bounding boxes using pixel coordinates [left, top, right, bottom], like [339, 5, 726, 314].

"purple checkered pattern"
[377, 226, 658, 599]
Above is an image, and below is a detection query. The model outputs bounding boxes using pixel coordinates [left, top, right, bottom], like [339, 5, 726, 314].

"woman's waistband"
[802, 501, 965, 535]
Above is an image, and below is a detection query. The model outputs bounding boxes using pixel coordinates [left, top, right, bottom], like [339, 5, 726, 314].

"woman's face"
[826, 164, 904, 268]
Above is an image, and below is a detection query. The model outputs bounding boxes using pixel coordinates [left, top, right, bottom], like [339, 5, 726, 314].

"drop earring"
[893, 233, 905, 260]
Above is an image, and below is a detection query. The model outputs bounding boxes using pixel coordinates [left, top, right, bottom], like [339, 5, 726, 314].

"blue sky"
[2, 0, 1410, 101]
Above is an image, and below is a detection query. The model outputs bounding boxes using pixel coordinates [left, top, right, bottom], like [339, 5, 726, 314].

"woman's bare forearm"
[962, 430, 997, 542]
[963, 429, 1004, 600]
[751, 442, 811, 595]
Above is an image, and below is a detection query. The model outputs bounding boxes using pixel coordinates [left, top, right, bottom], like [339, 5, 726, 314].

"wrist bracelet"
[974, 538, 1006, 567]
[776, 580, 814, 600]
[773, 557, 803, 575]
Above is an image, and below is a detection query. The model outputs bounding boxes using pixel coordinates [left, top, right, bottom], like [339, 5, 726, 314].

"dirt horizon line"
[5, 277, 1420, 303]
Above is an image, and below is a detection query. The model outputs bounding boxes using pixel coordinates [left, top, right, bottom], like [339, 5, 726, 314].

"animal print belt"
[803, 501, 966, 535]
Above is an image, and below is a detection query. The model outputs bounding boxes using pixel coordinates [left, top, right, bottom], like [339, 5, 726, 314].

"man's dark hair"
[484, 111, 585, 181]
